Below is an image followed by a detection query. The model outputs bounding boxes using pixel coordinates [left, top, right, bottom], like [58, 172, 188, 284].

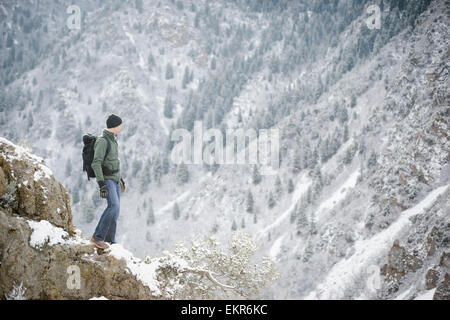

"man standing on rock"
[90, 114, 125, 250]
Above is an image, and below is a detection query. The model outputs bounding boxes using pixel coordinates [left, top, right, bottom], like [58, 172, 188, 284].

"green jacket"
[91, 129, 121, 183]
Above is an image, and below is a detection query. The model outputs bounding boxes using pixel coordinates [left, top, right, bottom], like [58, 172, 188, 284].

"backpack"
[82, 133, 111, 181]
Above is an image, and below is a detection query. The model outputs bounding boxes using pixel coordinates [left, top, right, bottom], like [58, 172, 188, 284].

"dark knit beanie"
[106, 114, 122, 128]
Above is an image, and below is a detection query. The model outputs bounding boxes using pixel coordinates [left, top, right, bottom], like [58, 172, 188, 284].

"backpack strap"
[100, 136, 119, 176]
[101, 136, 111, 162]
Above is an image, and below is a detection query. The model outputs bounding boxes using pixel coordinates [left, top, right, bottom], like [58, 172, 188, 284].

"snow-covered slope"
[1, 0, 448, 299]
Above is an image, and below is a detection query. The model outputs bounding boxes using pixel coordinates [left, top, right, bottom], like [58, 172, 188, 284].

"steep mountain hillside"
[0, 0, 448, 299]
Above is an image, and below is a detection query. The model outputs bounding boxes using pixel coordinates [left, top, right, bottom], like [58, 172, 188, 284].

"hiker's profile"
[82, 114, 125, 250]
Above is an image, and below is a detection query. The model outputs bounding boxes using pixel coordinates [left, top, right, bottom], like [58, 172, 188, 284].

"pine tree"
[350, 94, 357, 108]
[310, 211, 317, 235]
[246, 190, 254, 213]
[163, 89, 174, 118]
[132, 159, 142, 178]
[310, 148, 319, 169]
[162, 157, 170, 175]
[153, 156, 163, 186]
[65, 159, 72, 176]
[274, 176, 282, 196]
[292, 151, 302, 174]
[339, 107, 349, 124]
[296, 202, 308, 236]
[135, 0, 143, 13]
[267, 191, 275, 209]
[231, 219, 237, 231]
[343, 124, 349, 142]
[194, 12, 200, 28]
[176, 163, 189, 185]
[6, 33, 13, 48]
[146, 198, 155, 225]
[241, 217, 245, 228]
[367, 151, 378, 168]
[287, 178, 294, 194]
[343, 148, 353, 165]
[252, 165, 262, 185]
[139, 159, 152, 193]
[147, 54, 155, 71]
[306, 186, 313, 205]
[173, 202, 180, 220]
[314, 166, 323, 187]
[237, 110, 243, 123]
[165, 63, 174, 79]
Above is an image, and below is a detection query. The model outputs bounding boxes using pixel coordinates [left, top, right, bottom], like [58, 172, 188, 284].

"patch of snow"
[27, 218, 90, 250]
[5, 282, 26, 300]
[156, 190, 191, 216]
[108, 244, 162, 296]
[27, 220, 69, 249]
[124, 30, 135, 45]
[269, 234, 286, 261]
[395, 288, 412, 300]
[257, 173, 311, 240]
[414, 288, 436, 300]
[34, 171, 44, 181]
[0, 137, 53, 180]
[89, 296, 109, 300]
[316, 169, 360, 222]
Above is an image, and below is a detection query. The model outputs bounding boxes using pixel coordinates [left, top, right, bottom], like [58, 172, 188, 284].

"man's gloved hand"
[98, 180, 109, 198]
[120, 178, 126, 193]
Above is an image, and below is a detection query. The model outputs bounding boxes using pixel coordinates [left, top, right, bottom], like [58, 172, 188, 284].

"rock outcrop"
[0, 138, 73, 234]
[0, 138, 156, 299]
[381, 239, 423, 282]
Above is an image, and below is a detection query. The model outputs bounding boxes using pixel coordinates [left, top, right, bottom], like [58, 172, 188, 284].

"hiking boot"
[90, 236, 110, 250]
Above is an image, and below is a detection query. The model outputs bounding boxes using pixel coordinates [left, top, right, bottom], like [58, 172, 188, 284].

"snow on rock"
[108, 244, 162, 296]
[27, 219, 91, 250]
[27, 220, 69, 249]
[89, 296, 109, 300]
[414, 288, 437, 300]
[1, 211, 155, 299]
[394, 288, 413, 300]
[0, 137, 53, 181]
[0, 137, 74, 234]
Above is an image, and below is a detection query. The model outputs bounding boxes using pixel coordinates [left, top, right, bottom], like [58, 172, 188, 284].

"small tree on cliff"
[149, 232, 280, 299]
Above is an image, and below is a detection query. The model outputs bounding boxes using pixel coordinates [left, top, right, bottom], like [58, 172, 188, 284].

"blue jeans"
[93, 179, 120, 243]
